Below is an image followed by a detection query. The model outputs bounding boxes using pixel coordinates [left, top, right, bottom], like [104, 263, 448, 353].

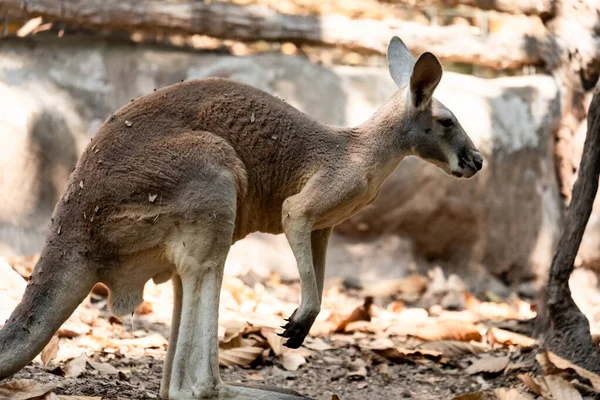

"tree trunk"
[534, 2, 599, 339]
[544, 81, 600, 372]
[0, 0, 545, 69]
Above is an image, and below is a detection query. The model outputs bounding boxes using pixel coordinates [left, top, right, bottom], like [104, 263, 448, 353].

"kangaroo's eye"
[438, 118, 453, 128]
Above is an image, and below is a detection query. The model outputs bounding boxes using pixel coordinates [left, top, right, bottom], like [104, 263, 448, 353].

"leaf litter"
[2, 255, 599, 399]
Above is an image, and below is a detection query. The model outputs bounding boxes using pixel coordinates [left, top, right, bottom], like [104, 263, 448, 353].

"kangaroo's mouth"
[452, 153, 483, 178]
[451, 166, 476, 179]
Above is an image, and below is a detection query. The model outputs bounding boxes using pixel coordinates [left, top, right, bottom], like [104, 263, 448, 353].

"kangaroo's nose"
[472, 152, 483, 171]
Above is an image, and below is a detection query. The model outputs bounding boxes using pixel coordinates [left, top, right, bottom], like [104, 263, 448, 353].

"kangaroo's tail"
[0, 248, 96, 379]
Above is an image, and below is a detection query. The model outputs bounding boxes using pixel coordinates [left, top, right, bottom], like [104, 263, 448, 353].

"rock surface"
[0, 37, 576, 284]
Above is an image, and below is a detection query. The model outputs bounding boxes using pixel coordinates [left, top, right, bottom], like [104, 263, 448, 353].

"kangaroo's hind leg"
[166, 170, 236, 399]
[160, 131, 309, 399]
[160, 273, 182, 399]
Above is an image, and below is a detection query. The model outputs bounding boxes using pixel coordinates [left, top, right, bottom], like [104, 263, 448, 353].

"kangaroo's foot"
[279, 308, 317, 349]
[227, 382, 312, 399]
[169, 383, 311, 400]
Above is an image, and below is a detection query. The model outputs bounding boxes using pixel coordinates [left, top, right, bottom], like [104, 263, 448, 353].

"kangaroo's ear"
[387, 36, 416, 88]
[410, 52, 442, 109]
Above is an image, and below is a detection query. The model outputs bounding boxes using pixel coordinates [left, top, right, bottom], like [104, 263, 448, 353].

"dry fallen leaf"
[436, 310, 482, 324]
[220, 321, 251, 349]
[4, 254, 38, 279]
[545, 351, 600, 390]
[376, 362, 389, 378]
[518, 374, 542, 395]
[134, 301, 153, 315]
[58, 319, 91, 338]
[41, 335, 59, 367]
[487, 328, 537, 348]
[116, 333, 168, 349]
[453, 392, 495, 400]
[88, 360, 119, 375]
[243, 372, 264, 381]
[412, 320, 483, 342]
[343, 320, 378, 333]
[417, 340, 488, 357]
[465, 354, 510, 375]
[262, 329, 284, 356]
[219, 346, 263, 367]
[570, 380, 600, 397]
[465, 293, 534, 320]
[0, 379, 57, 400]
[535, 352, 559, 376]
[63, 354, 87, 377]
[373, 346, 443, 363]
[537, 375, 583, 400]
[0, 258, 27, 327]
[493, 388, 535, 399]
[281, 352, 306, 371]
[334, 296, 373, 333]
[387, 301, 404, 313]
[346, 359, 367, 381]
[347, 366, 367, 381]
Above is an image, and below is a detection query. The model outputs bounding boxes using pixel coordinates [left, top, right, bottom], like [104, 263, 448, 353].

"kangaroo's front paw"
[278, 308, 317, 349]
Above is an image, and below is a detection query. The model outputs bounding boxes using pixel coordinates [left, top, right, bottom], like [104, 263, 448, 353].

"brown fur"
[0, 37, 481, 399]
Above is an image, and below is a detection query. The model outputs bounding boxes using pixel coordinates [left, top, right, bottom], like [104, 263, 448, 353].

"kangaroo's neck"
[348, 90, 413, 176]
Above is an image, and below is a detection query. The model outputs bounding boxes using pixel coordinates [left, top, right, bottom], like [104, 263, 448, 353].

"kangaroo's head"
[387, 36, 483, 178]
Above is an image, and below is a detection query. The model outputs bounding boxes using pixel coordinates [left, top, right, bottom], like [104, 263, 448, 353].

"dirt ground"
[11, 347, 527, 400]
[2, 257, 598, 400]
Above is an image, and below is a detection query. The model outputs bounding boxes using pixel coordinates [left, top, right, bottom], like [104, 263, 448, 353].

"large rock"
[0, 38, 568, 284]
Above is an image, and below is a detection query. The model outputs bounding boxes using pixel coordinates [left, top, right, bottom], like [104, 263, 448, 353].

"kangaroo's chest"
[313, 184, 382, 230]
[312, 162, 396, 230]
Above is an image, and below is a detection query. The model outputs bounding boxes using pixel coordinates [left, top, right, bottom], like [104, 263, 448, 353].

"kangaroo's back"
[82, 77, 343, 238]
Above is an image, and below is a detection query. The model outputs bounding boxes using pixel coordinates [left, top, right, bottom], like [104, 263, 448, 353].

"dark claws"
[278, 309, 312, 349]
[283, 338, 302, 349]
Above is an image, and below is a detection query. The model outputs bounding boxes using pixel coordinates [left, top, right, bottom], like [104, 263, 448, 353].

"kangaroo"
[0, 36, 482, 399]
